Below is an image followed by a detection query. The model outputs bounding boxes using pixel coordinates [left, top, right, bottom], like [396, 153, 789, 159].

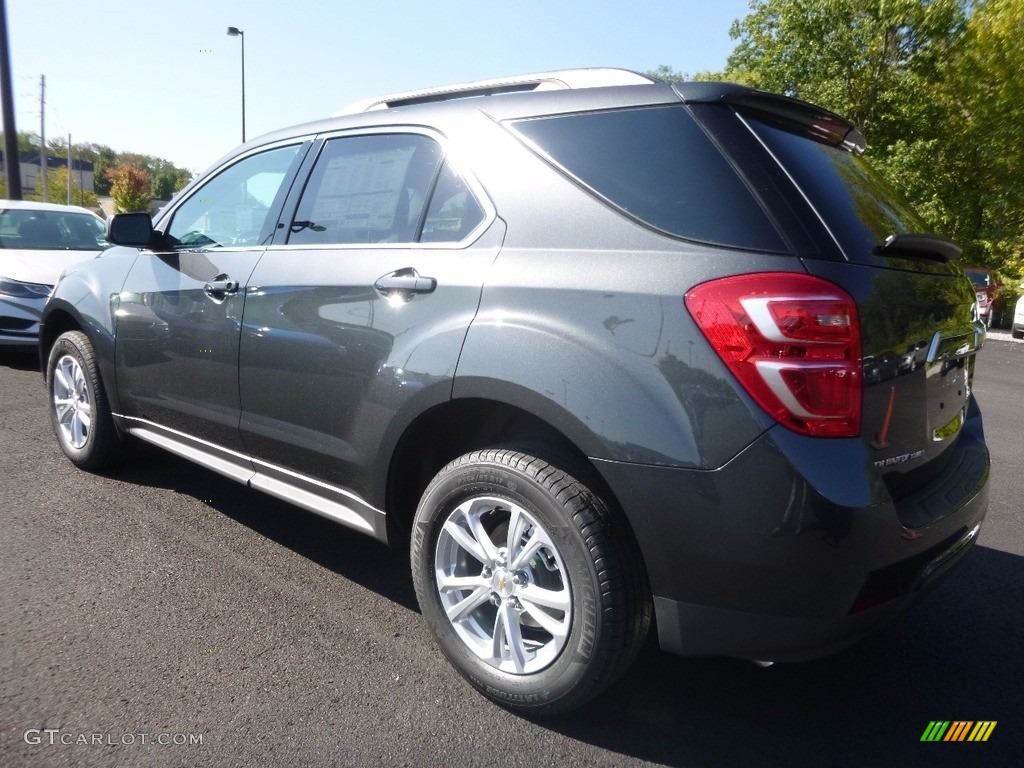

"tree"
[105, 164, 151, 213]
[16, 131, 40, 152]
[722, 0, 1024, 286]
[43, 166, 99, 209]
[645, 65, 689, 84]
[150, 160, 192, 200]
[934, 0, 1024, 277]
[4, 135, 192, 203]
[644, 65, 728, 84]
[80, 144, 118, 196]
[726, 0, 967, 148]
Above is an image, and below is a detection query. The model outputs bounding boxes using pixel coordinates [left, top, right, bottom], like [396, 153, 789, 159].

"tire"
[1013, 329, 1023, 340]
[410, 448, 650, 714]
[46, 330, 124, 470]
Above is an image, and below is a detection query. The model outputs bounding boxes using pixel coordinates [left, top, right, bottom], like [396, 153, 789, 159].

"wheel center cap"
[492, 569, 515, 597]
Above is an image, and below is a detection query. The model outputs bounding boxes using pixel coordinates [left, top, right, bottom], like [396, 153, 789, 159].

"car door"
[115, 142, 308, 455]
[237, 130, 501, 508]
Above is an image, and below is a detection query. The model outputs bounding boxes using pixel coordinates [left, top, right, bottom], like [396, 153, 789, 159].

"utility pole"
[40, 74, 47, 201]
[67, 132, 71, 204]
[0, 0, 22, 199]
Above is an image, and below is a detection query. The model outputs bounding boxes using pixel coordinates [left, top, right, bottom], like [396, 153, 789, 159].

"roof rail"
[335, 68, 655, 115]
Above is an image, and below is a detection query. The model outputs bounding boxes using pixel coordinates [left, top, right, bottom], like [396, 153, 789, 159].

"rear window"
[746, 116, 928, 261]
[511, 105, 787, 252]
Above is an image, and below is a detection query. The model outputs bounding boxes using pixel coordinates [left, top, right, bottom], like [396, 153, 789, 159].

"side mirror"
[107, 212, 155, 248]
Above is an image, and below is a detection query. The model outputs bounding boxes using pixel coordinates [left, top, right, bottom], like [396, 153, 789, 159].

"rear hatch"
[706, 91, 983, 516]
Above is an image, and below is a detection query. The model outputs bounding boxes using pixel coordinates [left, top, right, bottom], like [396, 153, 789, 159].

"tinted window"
[289, 134, 443, 246]
[512, 105, 786, 251]
[167, 144, 301, 249]
[748, 117, 928, 261]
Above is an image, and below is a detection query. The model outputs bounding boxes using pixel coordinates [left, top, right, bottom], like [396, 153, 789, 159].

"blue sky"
[8, 0, 753, 173]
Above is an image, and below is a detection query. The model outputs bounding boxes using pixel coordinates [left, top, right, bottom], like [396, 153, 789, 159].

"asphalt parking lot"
[1, 338, 1020, 768]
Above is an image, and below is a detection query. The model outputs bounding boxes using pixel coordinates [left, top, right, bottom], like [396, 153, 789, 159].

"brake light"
[685, 273, 861, 437]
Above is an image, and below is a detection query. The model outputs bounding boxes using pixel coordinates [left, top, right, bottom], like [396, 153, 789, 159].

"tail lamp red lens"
[685, 273, 861, 437]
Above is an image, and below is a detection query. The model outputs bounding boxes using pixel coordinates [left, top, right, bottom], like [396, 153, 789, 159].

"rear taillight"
[685, 273, 861, 437]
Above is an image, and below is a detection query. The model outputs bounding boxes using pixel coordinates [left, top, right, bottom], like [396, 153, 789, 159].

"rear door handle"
[374, 268, 436, 298]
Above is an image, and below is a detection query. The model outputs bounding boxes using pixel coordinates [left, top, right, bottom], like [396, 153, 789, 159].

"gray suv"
[40, 68, 989, 714]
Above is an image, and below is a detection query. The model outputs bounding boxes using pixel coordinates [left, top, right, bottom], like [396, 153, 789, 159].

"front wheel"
[411, 449, 650, 714]
[46, 330, 124, 470]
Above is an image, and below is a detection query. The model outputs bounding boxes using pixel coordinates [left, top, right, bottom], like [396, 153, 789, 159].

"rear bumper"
[592, 408, 990, 660]
[653, 520, 980, 661]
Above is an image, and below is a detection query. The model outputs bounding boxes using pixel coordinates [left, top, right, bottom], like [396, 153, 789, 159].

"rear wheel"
[46, 330, 124, 470]
[410, 448, 650, 714]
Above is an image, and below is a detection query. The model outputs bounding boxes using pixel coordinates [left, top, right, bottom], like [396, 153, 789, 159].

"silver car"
[0, 200, 107, 346]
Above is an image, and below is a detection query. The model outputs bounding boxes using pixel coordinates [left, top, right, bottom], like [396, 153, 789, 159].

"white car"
[0, 200, 108, 346]
[1012, 294, 1024, 339]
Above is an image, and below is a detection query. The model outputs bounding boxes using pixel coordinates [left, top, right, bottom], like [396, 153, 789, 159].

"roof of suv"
[209, 69, 865, 181]
[336, 69, 864, 152]
[335, 68, 657, 115]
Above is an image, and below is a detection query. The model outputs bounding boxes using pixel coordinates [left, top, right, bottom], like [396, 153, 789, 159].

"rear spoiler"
[675, 82, 867, 154]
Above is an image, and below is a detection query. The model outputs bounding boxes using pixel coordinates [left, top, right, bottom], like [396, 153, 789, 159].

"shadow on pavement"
[103, 445, 1020, 768]
[0, 348, 41, 372]
[547, 544, 1021, 768]
[108, 444, 419, 613]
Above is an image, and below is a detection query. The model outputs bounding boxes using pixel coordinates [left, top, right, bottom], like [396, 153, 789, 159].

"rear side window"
[421, 161, 486, 242]
[511, 105, 787, 252]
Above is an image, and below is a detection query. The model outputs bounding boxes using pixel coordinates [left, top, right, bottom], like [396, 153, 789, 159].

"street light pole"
[226, 26, 245, 142]
[0, 0, 23, 199]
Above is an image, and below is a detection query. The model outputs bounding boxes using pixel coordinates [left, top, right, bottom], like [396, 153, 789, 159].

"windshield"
[0, 208, 108, 251]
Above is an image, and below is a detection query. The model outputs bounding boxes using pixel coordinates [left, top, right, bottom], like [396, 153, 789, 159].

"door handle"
[203, 275, 239, 298]
[374, 268, 437, 298]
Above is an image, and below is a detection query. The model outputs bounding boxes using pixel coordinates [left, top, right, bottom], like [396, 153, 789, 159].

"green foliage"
[709, 0, 1023, 283]
[42, 166, 100, 209]
[645, 65, 729, 84]
[106, 164, 151, 213]
[726, 0, 966, 147]
[937, 0, 1024, 277]
[80, 144, 118, 196]
[150, 162, 192, 200]
[16, 131, 40, 152]
[645, 65, 689, 83]
[2, 133, 190, 202]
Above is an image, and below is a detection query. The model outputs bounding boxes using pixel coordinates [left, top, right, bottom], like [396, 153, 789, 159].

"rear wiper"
[875, 233, 961, 263]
